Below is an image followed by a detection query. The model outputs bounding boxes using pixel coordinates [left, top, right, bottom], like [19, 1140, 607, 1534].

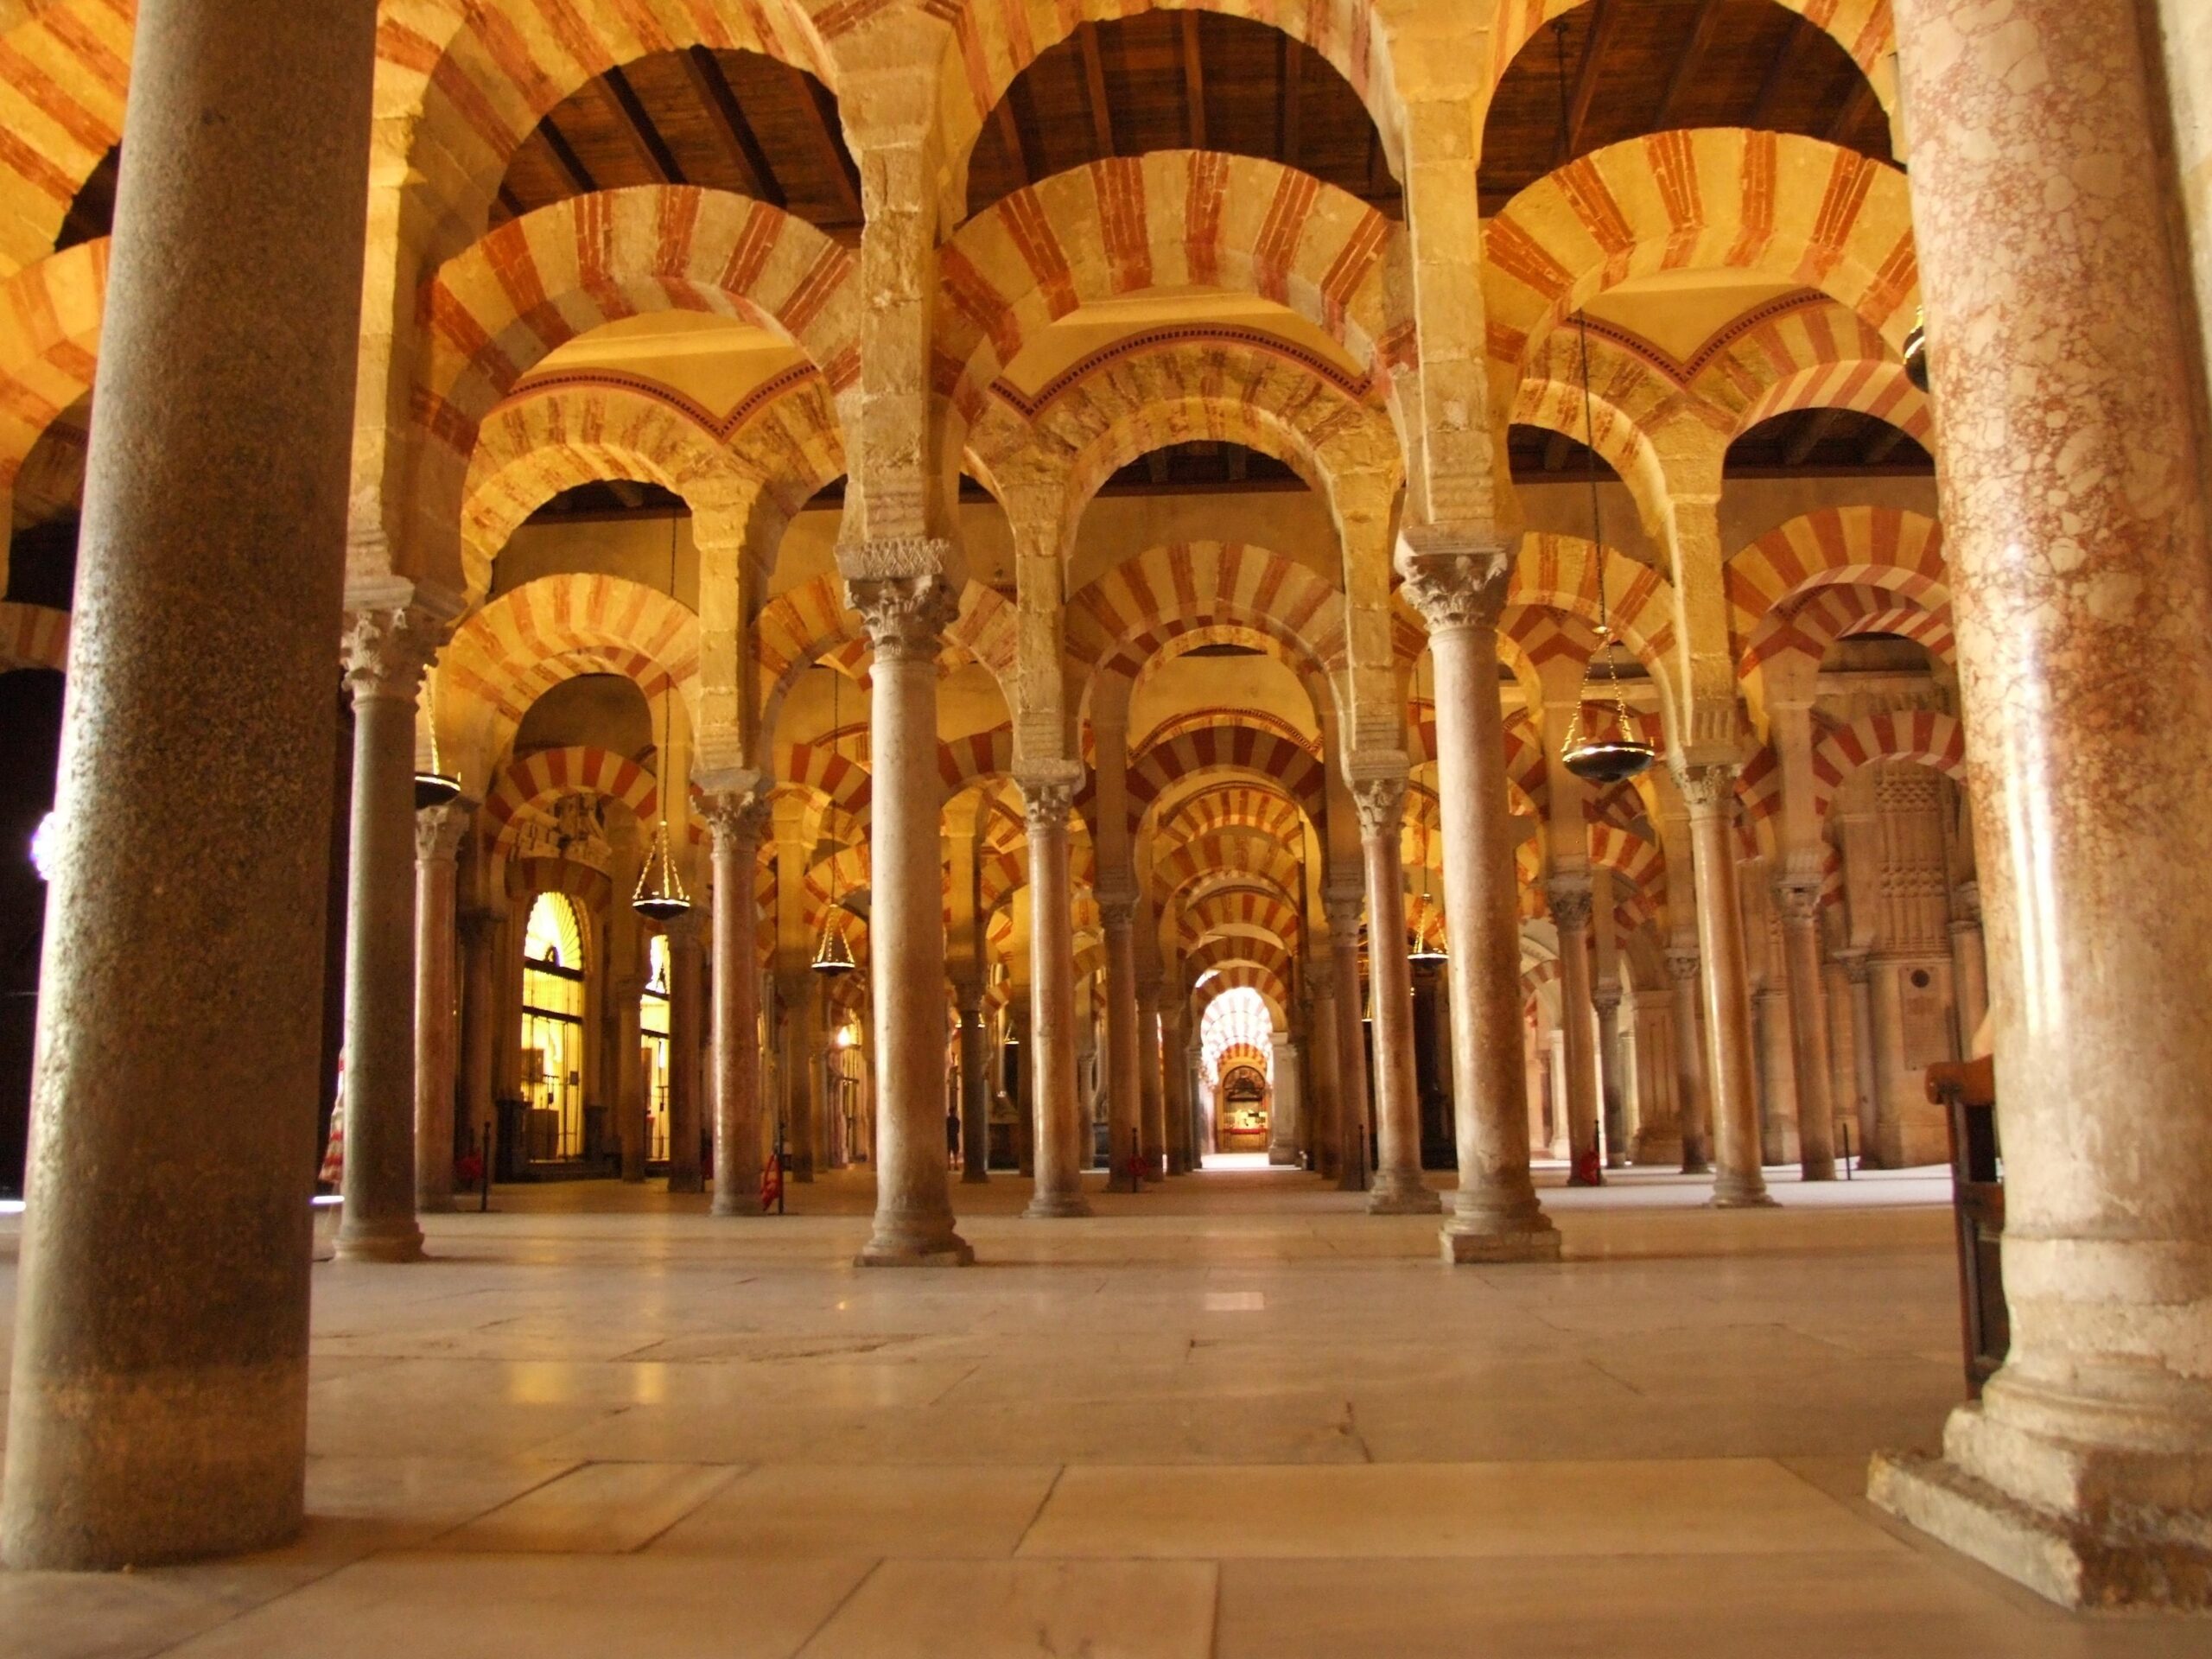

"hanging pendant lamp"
[1902, 308, 1930, 394]
[414, 671, 461, 809]
[1551, 22, 1656, 791]
[811, 658, 855, 977]
[633, 513, 693, 923]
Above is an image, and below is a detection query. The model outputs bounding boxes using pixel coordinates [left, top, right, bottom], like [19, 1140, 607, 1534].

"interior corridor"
[2, 1172, 2190, 1659]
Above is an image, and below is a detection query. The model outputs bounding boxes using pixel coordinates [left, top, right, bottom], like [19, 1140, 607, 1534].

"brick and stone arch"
[1190, 965, 1288, 1031]
[934, 150, 1402, 461]
[938, 722, 1017, 799]
[1483, 130, 1919, 393]
[483, 744, 664, 854]
[0, 237, 103, 582]
[1692, 295, 1932, 445]
[1160, 848, 1306, 918]
[1484, 1, 1897, 117]
[438, 573, 700, 774]
[0, 7, 126, 276]
[1738, 582, 1955, 735]
[1117, 727, 1329, 840]
[1725, 505, 1948, 644]
[1808, 709, 1968, 823]
[1512, 327, 1694, 536]
[509, 858, 616, 920]
[0, 599, 67, 673]
[414, 187, 861, 592]
[1179, 887, 1303, 954]
[779, 738, 874, 830]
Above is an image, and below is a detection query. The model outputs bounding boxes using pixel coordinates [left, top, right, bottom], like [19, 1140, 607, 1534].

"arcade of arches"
[1, 0, 2210, 1643]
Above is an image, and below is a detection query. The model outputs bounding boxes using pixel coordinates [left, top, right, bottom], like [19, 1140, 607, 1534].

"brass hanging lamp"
[633, 513, 693, 922]
[811, 660, 855, 977]
[1902, 308, 1930, 393]
[413, 671, 461, 810]
[1551, 24, 1656, 791]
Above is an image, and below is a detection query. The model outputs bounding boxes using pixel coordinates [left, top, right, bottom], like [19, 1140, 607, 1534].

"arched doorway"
[520, 891, 589, 1163]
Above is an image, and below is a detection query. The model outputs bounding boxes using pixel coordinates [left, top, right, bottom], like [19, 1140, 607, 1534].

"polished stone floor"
[1, 1163, 2202, 1656]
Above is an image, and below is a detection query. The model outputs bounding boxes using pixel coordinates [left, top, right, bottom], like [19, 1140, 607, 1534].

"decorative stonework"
[342, 605, 439, 704]
[1096, 888, 1140, 930]
[836, 534, 957, 583]
[1672, 761, 1738, 814]
[1323, 893, 1364, 940]
[414, 800, 472, 864]
[1547, 877, 1594, 933]
[1665, 947, 1701, 985]
[847, 572, 960, 664]
[1350, 772, 1408, 842]
[1016, 760, 1084, 833]
[1395, 528, 1511, 635]
[702, 786, 772, 853]
[1774, 878, 1822, 926]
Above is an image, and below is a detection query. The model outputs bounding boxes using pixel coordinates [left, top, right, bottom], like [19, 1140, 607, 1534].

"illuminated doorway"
[521, 891, 588, 1162]
[642, 931, 671, 1164]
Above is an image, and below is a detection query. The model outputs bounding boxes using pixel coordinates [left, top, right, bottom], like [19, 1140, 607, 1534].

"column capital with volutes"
[1015, 758, 1085, 830]
[843, 562, 961, 664]
[414, 798, 474, 864]
[1670, 760, 1740, 817]
[341, 601, 448, 706]
[1346, 751, 1410, 842]
[1394, 526, 1512, 636]
[1546, 873, 1594, 933]
[1773, 875, 1823, 927]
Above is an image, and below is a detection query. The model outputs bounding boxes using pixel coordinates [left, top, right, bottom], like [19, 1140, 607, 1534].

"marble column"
[1267, 1033, 1300, 1164]
[1676, 766, 1772, 1206]
[1165, 1007, 1196, 1175]
[1868, 0, 2212, 1604]
[706, 787, 770, 1216]
[957, 987, 989, 1183]
[1866, 961, 1905, 1167]
[1664, 946, 1711, 1173]
[0, 0, 380, 1569]
[1837, 951, 1879, 1166]
[336, 609, 437, 1263]
[1776, 880, 1839, 1180]
[777, 972, 818, 1182]
[1099, 890, 1142, 1190]
[1136, 976, 1167, 1183]
[663, 912, 704, 1192]
[1349, 766, 1440, 1214]
[1020, 766, 1090, 1217]
[1592, 983, 1625, 1169]
[459, 908, 498, 1174]
[1401, 550, 1555, 1256]
[1751, 984, 1796, 1167]
[1325, 893, 1371, 1192]
[847, 575, 969, 1264]
[1548, 876, 1602, 1186]
[413, 803, 468, 1214]
[1306, 957, 1342, 1180]
[1948, 880, 1989, 1052]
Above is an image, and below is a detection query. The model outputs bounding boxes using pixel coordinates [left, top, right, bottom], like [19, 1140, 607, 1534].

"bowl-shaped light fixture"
[414, 771, 462, 811]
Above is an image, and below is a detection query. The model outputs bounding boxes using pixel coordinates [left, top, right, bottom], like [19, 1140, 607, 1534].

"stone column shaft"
[1325, 903, 1370, 1192]
[1871, 0, 2212, 1603]
[1351, 766, 1440, 1214]
[0, 0, 379, 1569]
[958, 995, 989, 1182]
[708, 791, 769, 1216]
[1020, 769, 1090, 1217]
[1666, 948, 1711, 1173]
[1777, 882, 1839, 1179]
[1678, 768, 1772, 1206]
[849, 572, 969, 1265]
[1548, 878, 1602, 1185]
[337, 613, 435, 1262]
[459, 910, 497, 1173]
[1402, 554, 1554, 1256]
[413, 805, 467, 1214]
[1136, 982, 1166, 1182]
[1099, 895, 1142, 1190]
[1949, 882, 1989, 1052]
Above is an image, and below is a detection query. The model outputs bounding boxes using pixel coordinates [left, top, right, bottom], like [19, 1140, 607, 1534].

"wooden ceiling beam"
[1077, 22, 1116, 160]
[1649, 0, 1728, 131]
[785, 66, 863, 222]
[536, 115, 598, 197]
[599, 65, 684, 184]
[1179, 11, 1208, 150]
[681, 47, 783, 207]
[1748, 16, 1815, 130]
[1782, 406, 1845, 466]
[1560, 0, 1620, 163]
[1278, 34, 1302, 170]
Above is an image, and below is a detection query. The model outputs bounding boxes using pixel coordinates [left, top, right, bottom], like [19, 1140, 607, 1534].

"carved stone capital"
[845, 571, 960, 664]
[1774, 877, 1823, 927]
[1671, 760, 1739, 815]
[1664, 946, 1701, 985]
[1322, 893, 1364, 939]
[1952, 880, 1981, 925]
[1096, 886, 1140, 930]
[1546, 874, 1594, 933]
[1016, 759, 1084, 833]
[415, 799, 472, 864]
[1839, 949, 1872, 986]
[1349, 771, 1408, 842]
[1395, 528, 1512, 635]
[1591, 983, 1623, 1018]
[342, 605, 442, 704]
[702, 785, 773, 855]
[836, 533, 959, 583]
[1306, 957, 1337, 1000]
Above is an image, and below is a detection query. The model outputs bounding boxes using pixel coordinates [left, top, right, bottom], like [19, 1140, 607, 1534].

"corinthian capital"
[1345, 750, 1410, 842]
[1546, 874, 1594, 932]
[846, 571, 960, 664]
[1016, 758, 1084, 832]
[1664, 945, 1700, 984]
[1096, 884, 1139, 930]
[1774, 876, 1822, 927]
[1671, 760, 1739, 814]
[341, 604, 442, 704]
[1394, 526, 1512, 635]
[702, 782, 772, 854]
[414, 799, 472, 863]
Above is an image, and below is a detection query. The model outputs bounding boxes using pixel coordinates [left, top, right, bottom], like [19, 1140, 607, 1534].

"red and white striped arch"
[1809, 709, 1967, 823]
[0, 600, 67, 673]
[1726, 505, 1948, 645]
[484, 746, 662, 853]
[1121, 727, 1329, 838]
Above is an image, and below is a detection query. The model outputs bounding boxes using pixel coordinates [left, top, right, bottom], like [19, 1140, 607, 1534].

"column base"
[1870, 1447, 2212, 1610]
[1023, 1192, 1095, 1219]
[1800, 1158, 1838, 1182]
[708, 1198, 765, 1218]
[333, 1219, 425, 1262]
[1440, 1223, 1562, 1264]
[1366, 1172, 1442, 1215]
[1709, 1169, 1777, 1208]
[1268, 1147, 1300, 1166]
[1681, 1150, 1712, 1175]
[856, 1233, 976, 1268]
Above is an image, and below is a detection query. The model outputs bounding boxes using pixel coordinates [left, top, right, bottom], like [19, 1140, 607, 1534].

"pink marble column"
[1350, 766, 1440, 1214]
[847, 574, 969, 1265]
[705, 786, 770, 1217]
[1305, 956, 1342, 1180]
[1869, 0, 2212, 1604]
[1776, 879, 1838, 1180]
[1020, 766, 1090, 1217]
[957, 984, 990, 1184]
[1676, 766, 1771, 1207]
[413, 803, 468, 1214]
[1135, 974, 1167, 1183]
[458, 908, 498, 1174]
[1324, 893, 1371, 1192]
[1546, 876, 1603, 1186]
[337, 610, 439, 1262]
[1665, 945, 1711, 1173]
[1401, 547, 1556, 1258]
[1099, 889, 1143, 1191]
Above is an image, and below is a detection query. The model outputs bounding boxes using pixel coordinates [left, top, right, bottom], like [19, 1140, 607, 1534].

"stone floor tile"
[442, 1460, 741, 1552]
[797, 1559, 1218, 1659]
[650, 1464, 1058, 1558]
